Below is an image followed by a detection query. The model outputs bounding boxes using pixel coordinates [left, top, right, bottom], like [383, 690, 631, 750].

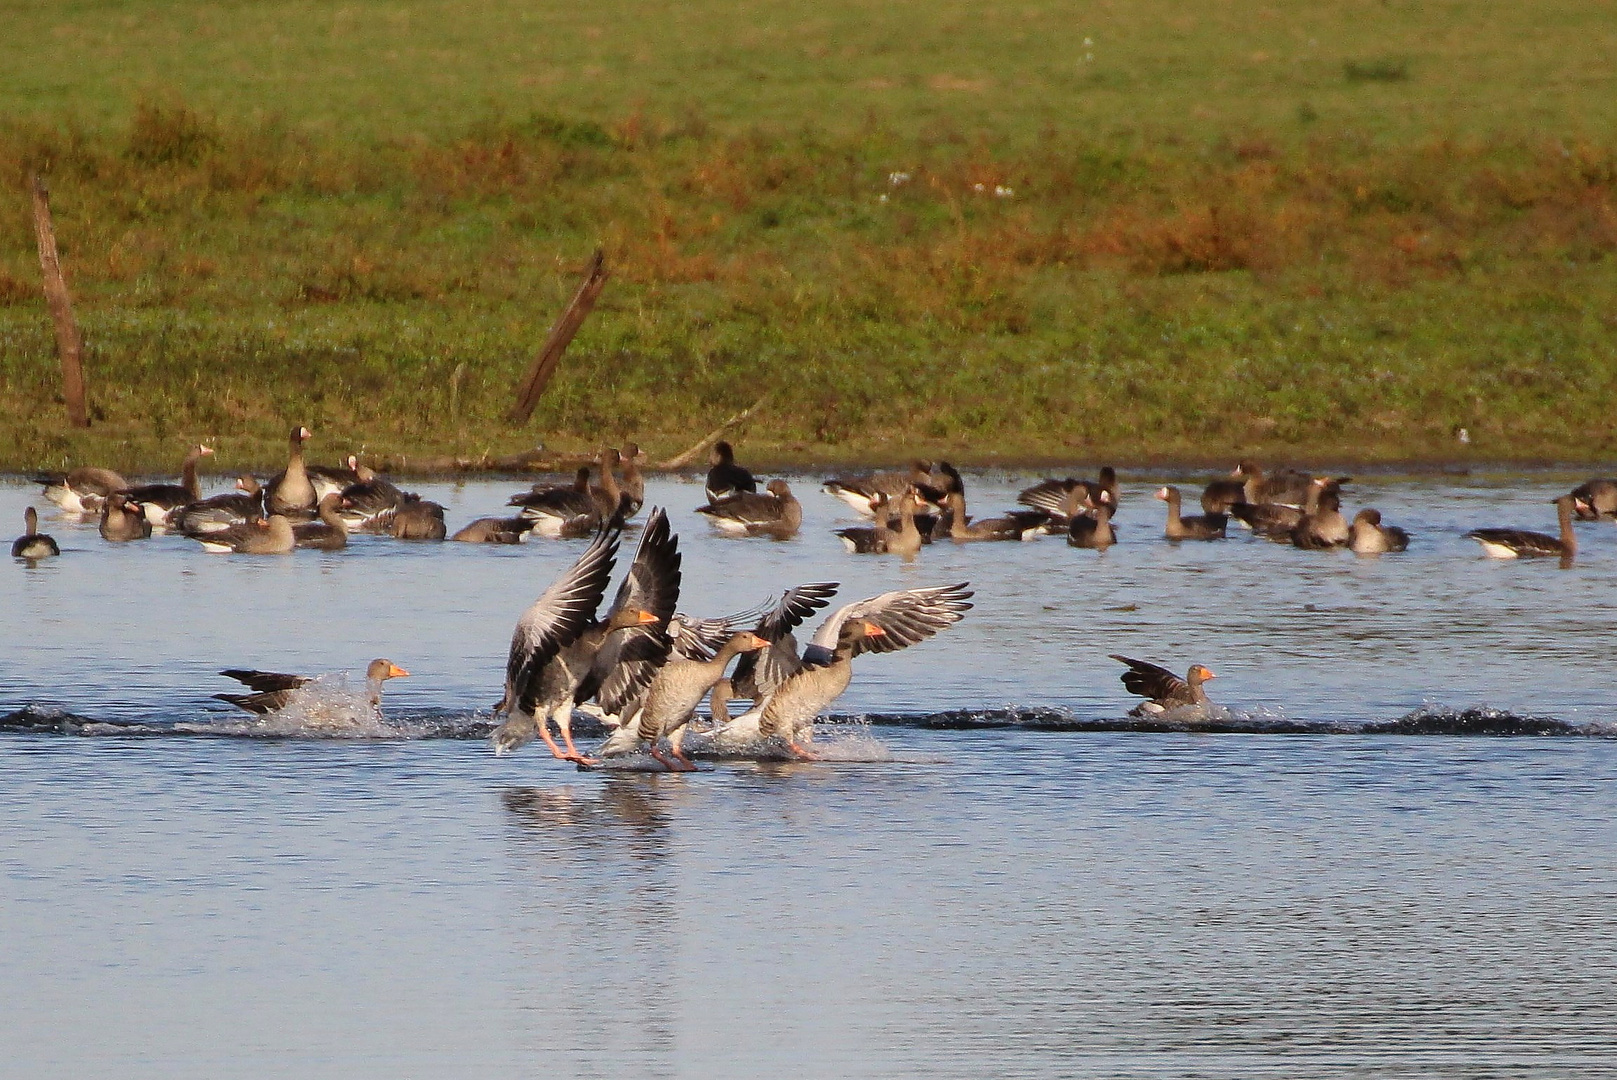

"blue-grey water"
[4, 470, 1617, 1077]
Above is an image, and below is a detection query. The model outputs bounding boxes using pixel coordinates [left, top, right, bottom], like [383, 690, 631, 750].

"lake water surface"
[4, 470, 1617, 1077]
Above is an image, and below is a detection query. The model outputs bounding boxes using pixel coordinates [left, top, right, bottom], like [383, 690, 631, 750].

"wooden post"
[30, 175, 90, 428]
[657, 393, 771, 469]
[507, 248, 609, 424]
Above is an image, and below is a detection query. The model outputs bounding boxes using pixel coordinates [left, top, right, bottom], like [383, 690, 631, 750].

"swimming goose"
[213, 659, 410, 717]
[1466, 496, 1577, 560]
[710, 583, 973, 758]
[509, 466, 599, 536]
[590, 448, 627, 520]
[1569, 478, 1617, 521]
[492, 507, 678, 764]
[1067, 490, 1117, 549]
[824, 462, 938, 517]
[940, 488, 1047, 542]
[1017, 466, 1119, 522]
[597, 631, 769, 769]
[1200, 477, 1247, 515]
[1110, 655, 1217, 720]
[706, 441, 758, 501]
[188, 513, 296, 554]
[11, 507, 59, 559]
[306, 455, 364, 501]
[619, 443, 646, 518]
[124, 444, 214, 526]
[174, 476, 263, 534]
[386, 495, 447, 540]
[265, 427, 317, 517]
[1230, 477, 1340, 537]
[335, 465, 405, 530]
[1237, 460, 1317, 506]
[1290, 489, 1350, 549]
[451, 515, 536, 543]
[292, 493, 350, 550]
[836, 490, 924, 555]
[1156, 486, 1227, 540]
[1348, 509, 1410, 553]
[33, 466, 128, 515]
[99, 493, 152, 542]
[695, 479, 802, 538]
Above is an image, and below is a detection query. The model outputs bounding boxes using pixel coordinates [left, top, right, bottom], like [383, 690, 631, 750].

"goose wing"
[506, 522, 621, 714]
[219, 669, 309, 693]
[1109, 655, 1188, 703]
[578, 508, 683, 711]
[728, 582, 841, 695]
[807, 582, 973, 663]
[695, 491, 783, 524]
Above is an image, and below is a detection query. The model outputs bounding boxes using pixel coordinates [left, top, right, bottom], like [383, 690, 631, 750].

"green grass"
[0, 0, 1615, 473]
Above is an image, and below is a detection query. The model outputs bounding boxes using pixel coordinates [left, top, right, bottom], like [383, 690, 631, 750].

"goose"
[306, 455, 364, 501]
[33, 466, 128, 515]
[1569, 478, 1617, 521]
[124, 444, 214, 526]
[940, 489, 1047, 542]
[99, 493, 152, 542]
[1155, 486, 1226, 540]
[491, 507, 678, 764]
[1067, 490, 1117, 549]
[11, 507, 59, 559]
[1348, 509, 1410, 554]
[590, 448, 627, 520]
[725, 582, 841, 704]
[1236, 460, 1317, 506]
[709, 583, 972, 759]
[597, 631, 769, 769]
[292, 493, 350, 550]
[213, 659, 410, 718]
[1200, 477, 1247, 515]
[1290, 489, 1350, 549]
[1466, 496, 1577, 560]
[1110, 655, 1217, 720]
[174, 476, 263, 534]
[1230, 477, 1341, 538]
[836, 489, 924, 555]
[824, 462, 939, 517]
[335, 464, 405, 530]
[1017, 466, 1119, 522]
[619, 443, 646, 518]
[265, 426, 317, 517]
[385, 495, 447, 540]
[509, 466, 599, 537]
[706, 440, 757, 501]
[695, 479, 802, 538]
[187, 513, 295, 554]
[451, 515, 536, 543]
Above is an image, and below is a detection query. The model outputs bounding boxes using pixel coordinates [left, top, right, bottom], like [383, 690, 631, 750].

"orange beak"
[636, 610, 661, 624]
[387, 664, 410, 678]
[746, 633, 768, 650]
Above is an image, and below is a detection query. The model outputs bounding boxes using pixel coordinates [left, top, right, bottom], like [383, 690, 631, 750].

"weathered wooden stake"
[657, 392, 772, 469]
[507, 248, 609, 424]
[30, 175, 90, 428]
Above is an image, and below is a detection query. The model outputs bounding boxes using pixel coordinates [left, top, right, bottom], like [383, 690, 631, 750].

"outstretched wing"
[218, 669, 310, 693]
[506, 522, 621, 713]
[580, 508, 682, 710]
[728, 582, 841, 696]
[1108, 655, 1187, 702]
[808, 582, 974, 663]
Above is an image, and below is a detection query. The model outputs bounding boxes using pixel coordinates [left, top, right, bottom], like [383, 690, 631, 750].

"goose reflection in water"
[501, 782, 671, 861]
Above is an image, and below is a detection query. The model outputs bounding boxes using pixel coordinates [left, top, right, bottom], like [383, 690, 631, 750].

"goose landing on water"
[1110, 655, 1218, 721]
[213, 659, 410, 724]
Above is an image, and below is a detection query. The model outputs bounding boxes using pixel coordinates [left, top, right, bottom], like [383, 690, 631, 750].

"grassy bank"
[1, 0, 1615, 473]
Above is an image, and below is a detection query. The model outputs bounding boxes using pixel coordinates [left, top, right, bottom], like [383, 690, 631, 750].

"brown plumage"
[1155, 486, 1226, 540]
[12, 507, 59, 559]
[99, 493, 152, 542]
[451, 516, 536, 543]
[266, 426, 317, 517]
[1466, 495, 1578, 560]
[1348, 509, 1410, 554]
[292, 493, 350, 550]
[696, 479, 803, 538]
[1110, 655, 1217, 719]
[213, 659, 409, 715]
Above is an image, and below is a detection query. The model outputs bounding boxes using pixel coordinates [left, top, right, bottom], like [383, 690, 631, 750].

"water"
[4, 470, 1617, 1077]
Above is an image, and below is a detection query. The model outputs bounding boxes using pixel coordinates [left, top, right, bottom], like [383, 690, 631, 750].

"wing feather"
[1109, 655, 1188, 702]
[810, 583, 974, 660]
[505, 522, 621, 711]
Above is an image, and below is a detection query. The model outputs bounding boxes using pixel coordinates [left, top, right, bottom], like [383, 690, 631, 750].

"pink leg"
[553, 707, 598, 766]
[785, 740, 820, 762]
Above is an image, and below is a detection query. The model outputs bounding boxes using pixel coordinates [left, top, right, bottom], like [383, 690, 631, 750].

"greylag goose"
[1156, 486, 1227, 540]
[12, 507, 59, 559]
[1466, 496, 1577, 560]
[1290, 489, 1350, 549]
[597, 631, 769, 769]
[1110, 655, 1217, 720]
[187, 513, 296, 554]
[706, 441, 757, 501]
[1569, 478, 1617, 521]
[386, 495, 447, 540]
[492, 507, 678, 764]
[725, 581, 841, 704]
[695, 479, 802, 538]
[824, 461, 939, 517]
[509, 466, 599, 537]
[265, 427, 317, 517]
[213, 659, 409, 716]
[174, 476, 263, 534]
[1067, 490, 1116, 549]
[710, 583, 973, 759]
[124, 444, 214, 526]
[33, 465, 128, 515]
[292, 493, 350, 550]
[619, 443, 646, 518]
[451, 515, 536, 543]
[836, 490, 924, 555]
[1017, 466, 1119, 522]
[99, 493, 152, 542]
[1348, 509, 1410, 553]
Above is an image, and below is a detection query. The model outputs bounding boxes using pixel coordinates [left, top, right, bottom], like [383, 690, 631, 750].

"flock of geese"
[14, 431, 1617, 752]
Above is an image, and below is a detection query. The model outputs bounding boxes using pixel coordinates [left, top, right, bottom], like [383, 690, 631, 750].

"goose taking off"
[1110, 655, 1218, 720]
[597, 631, 769, 769]
[214, 659, 410, 717]
[710, 583, 973, 759]
[1466, 496, 1577, 561]
[12, 507, 59, 559]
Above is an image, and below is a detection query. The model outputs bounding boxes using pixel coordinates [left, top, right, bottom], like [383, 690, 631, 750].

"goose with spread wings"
[709, 583, 973, 759]
[491, 508, 679, 763]
[1110, 655, 1218, 720]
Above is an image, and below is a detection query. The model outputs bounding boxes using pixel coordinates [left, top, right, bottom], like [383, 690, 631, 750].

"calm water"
[4, 470, 1617, 1077]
